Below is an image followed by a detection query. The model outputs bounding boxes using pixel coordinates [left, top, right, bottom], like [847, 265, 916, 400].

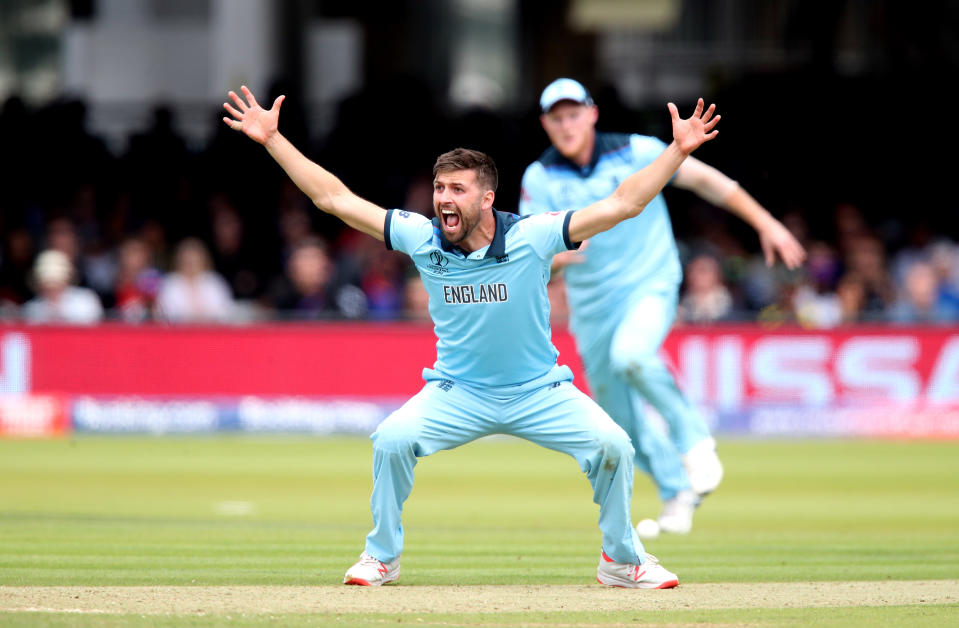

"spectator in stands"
[277, 201, 315, 267]
[0, 227, 36, 306]
[268, 237, 367, 320]
[842, 233, 894, 321]
[834, 272, 868, 325]
[67, 182, 116, 302]
[794, 289, 841, 328]
[113, 237, 162, 323]
[929, 240, 959, 312]
[155, 238, 235, 323]
[890, 221, 936, 289]
[678, 253, 733, 323]
[793, 241, 843, 328]
[887, 259, 959, 325]
[740, 256, 783, 314]
[359, 246, 407, 319]
[833, 202, 868, 256]
[38, 214, 113, 309]
[208, 193, 263, 300]
[805, 240, 842, 292]
[335, 230, 408, 320]
[139, 219, 171, 271]
[22, 249, 104, 324]
[401, 273, 431, 322]
[44, 217, 90, 287]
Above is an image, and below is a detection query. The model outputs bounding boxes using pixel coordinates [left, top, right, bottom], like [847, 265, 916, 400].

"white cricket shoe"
[683, 437, 723, 496]
[658, 490, 700, 535]
[596, 551, 679, 589]
[343, 552, 400, 586]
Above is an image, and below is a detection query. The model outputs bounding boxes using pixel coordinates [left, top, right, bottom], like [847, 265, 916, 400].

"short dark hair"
[433, 148, 498, 193]
[290, 235, 329, 256]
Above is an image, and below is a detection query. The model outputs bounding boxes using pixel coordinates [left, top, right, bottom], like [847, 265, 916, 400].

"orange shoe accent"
[345, 578, 372, 586]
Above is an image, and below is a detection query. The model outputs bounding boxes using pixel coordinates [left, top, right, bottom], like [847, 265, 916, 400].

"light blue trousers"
[574, 286, 712, 501]
[364, 372, 646, 565]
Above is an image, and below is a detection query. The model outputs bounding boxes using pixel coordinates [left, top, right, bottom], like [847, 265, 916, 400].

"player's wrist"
[263, 131, 285, 152]
[666, 141, 692, 163]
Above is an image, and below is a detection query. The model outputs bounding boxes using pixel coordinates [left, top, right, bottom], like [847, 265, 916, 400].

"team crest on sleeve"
[398, 210, 411, 218]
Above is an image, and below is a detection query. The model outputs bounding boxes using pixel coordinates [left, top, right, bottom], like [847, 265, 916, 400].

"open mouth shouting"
[439, 206, 463, 239]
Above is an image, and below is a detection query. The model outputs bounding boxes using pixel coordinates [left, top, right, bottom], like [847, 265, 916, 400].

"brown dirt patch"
[2, 581, 957, 615]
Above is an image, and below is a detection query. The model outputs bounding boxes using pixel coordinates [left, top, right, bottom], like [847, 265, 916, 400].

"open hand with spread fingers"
[668, 98, 720, 155]
[222, 85, 285, 146]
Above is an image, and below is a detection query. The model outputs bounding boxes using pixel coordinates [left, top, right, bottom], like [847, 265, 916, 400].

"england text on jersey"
[442, 283, 509, 305]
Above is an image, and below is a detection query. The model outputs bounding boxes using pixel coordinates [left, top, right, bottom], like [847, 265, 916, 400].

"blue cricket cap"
[539, 78, 594, 113]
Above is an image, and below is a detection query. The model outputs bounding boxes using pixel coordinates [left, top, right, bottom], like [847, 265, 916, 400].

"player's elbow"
[310, 195, 330, 213]
[313, 188, 349, 215]
[610, 193, 647, 222]
[628, 199, 649, 219]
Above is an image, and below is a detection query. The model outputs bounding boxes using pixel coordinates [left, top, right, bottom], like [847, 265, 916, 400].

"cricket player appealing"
[520, 79, 806, 535]
[223, 85, 719, 587]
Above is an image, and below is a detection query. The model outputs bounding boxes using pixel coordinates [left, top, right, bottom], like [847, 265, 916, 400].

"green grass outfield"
[1, 436, 957, 626]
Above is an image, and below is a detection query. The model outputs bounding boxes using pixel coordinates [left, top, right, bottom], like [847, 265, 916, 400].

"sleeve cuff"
[561, 210, 580, 250]
[384, 209, 394, 251]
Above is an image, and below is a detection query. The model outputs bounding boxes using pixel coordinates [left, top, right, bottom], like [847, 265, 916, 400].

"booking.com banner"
[1, 324, 958, 438]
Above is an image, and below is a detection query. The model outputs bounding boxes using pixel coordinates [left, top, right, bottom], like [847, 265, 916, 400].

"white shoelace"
[359, 552, 384, 566]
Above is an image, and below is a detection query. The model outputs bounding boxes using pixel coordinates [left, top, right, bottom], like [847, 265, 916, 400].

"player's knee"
[609, 347, 655, 381]
[595, 422, 634, 467]
[371, 418, 419, 455]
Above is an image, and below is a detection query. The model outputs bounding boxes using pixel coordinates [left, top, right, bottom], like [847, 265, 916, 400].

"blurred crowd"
[670, 202, 959, 327]
[2, 90, 958, 328]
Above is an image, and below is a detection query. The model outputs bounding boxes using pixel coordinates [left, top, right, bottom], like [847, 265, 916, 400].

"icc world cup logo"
[429, 251, 449, 267]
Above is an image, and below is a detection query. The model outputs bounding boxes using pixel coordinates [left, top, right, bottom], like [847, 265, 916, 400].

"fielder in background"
[520, 78, 806, 535]
[223, 85, 718, 588]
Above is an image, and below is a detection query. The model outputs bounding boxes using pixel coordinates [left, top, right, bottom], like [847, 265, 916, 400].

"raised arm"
[222, 86, 386, 240]
[567, 99, 719, 243]
[672, 158, 806, 269]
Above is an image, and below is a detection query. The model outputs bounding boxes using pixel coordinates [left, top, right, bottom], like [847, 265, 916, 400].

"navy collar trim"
[540, 132, 632, 177]
[432, 209, 521, 259]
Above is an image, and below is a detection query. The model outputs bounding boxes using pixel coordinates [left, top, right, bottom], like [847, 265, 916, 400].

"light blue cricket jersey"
[386, 208, 578, 387]
[519, 132, 682, 324]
